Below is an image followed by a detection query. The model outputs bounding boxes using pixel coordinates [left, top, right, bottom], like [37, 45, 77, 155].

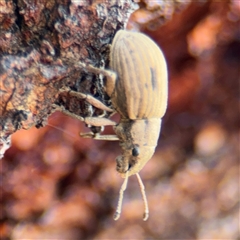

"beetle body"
[108, 30, 168, 120]
[57, 30, 168, 220]
[114, 118, 162, 177]
[107, 30, 168, 177]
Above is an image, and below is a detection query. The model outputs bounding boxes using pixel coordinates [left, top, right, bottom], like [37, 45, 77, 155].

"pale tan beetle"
[55, 30, 168, 221]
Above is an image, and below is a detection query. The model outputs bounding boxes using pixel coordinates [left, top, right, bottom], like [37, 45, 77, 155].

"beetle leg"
[53, 104, 118, 140]
[80, 132, 119, 141]
[59, 87, 114, 112]
[52, 104, 84, 122]
[53, 104, 116, 126]
[84, 117, 116, 126]
[81, 118, 119, 140]
[75, 63, 117, 97]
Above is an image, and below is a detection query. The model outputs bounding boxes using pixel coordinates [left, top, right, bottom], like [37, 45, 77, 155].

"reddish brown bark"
[1, 0, 239, 239]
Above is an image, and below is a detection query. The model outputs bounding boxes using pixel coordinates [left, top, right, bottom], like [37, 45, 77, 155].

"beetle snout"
[116, 154, 137, 178]
[116, 155, 129, 174]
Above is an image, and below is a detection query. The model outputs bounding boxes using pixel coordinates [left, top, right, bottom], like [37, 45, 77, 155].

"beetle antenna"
[136, 173, 149, 221]
[113, 171, 129, 220]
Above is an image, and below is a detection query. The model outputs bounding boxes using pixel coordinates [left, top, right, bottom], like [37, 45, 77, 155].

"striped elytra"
[109, 30, 168, 120]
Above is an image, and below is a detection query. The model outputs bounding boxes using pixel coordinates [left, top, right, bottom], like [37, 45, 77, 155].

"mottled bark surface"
[1, 0, 240, 239]
[0, 0, 136, 154]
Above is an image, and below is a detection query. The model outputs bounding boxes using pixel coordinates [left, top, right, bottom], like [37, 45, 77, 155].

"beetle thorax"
[113, 118, 162, 177]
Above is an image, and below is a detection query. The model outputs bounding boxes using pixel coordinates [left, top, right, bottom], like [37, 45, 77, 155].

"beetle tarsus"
[80, 132, 95, 138]
[93, 134, 119, 141]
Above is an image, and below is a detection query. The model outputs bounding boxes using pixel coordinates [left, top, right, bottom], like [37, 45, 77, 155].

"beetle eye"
[132, 147, 140, 156]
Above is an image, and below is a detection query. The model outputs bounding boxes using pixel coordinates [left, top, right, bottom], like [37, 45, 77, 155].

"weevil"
[55, 30, 168, 221]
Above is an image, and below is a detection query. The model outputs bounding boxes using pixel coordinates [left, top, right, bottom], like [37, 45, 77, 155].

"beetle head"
[116, 145, 156, 177]
[114, 119, 161, 178]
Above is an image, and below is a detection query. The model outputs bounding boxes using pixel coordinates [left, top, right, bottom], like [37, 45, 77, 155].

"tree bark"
[0, 0, 136, 154]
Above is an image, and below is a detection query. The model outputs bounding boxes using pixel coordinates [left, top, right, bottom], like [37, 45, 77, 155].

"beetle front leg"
[59, 87, 114, 112]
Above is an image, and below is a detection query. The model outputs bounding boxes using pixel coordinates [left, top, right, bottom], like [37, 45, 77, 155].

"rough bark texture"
[1, 0, 239, 239]
[0, 0, 137, 154]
